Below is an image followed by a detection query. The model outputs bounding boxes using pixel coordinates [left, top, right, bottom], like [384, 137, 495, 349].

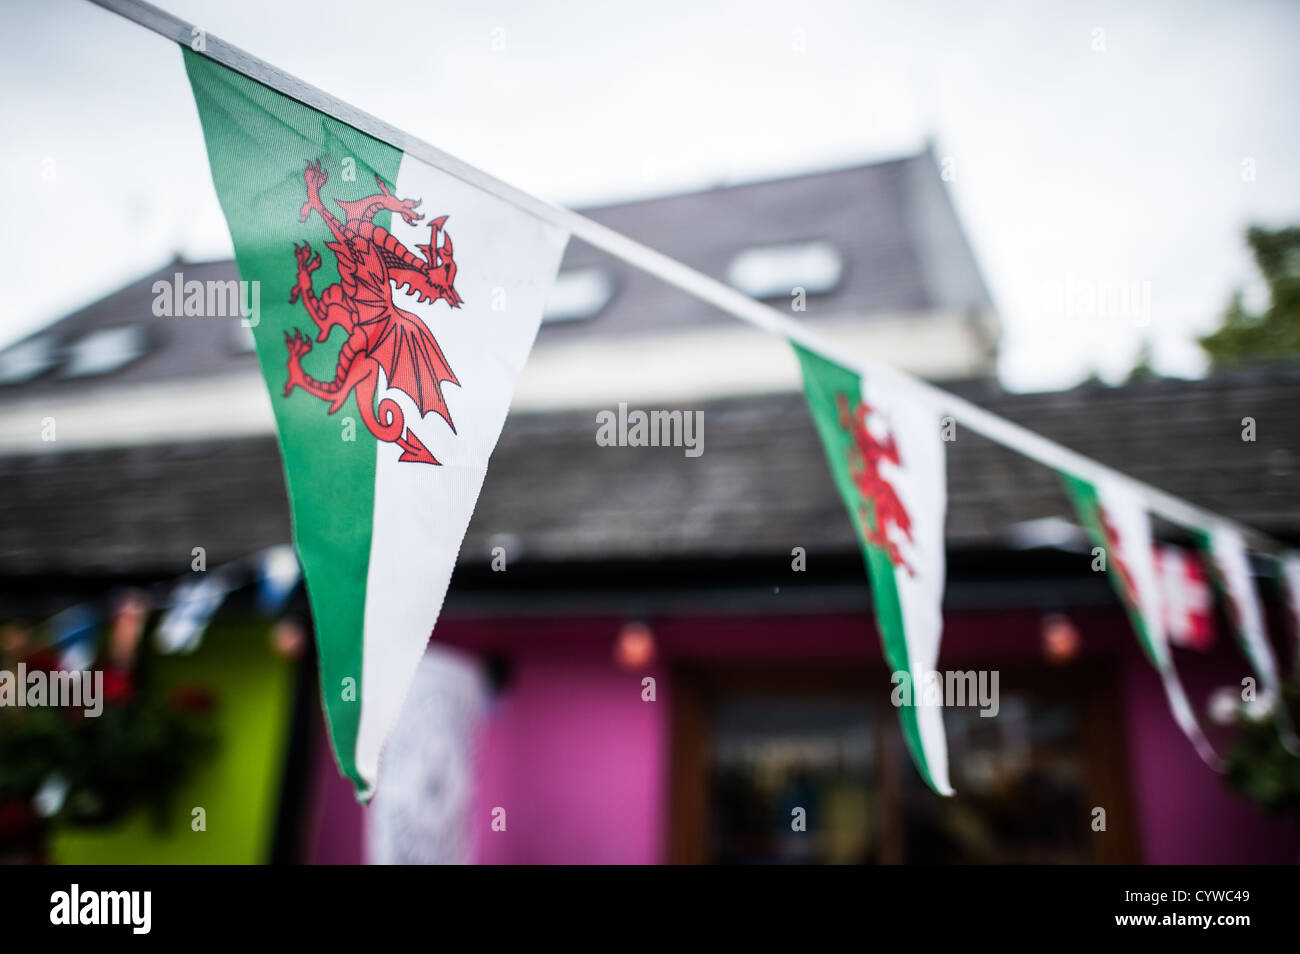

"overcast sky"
[3, 0, 1299, 390]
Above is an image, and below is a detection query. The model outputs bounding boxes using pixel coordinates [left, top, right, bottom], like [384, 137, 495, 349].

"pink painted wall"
[302, 618, 670, 865]
[470, 657, 667, 864]
[304, 710, 366, 865]
[1121, 639, 1300, 864]
[304, 608, 1300, 864]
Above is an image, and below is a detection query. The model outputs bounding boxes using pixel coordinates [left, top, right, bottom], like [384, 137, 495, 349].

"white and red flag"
[184, 49, 568, 799]
[794, 344, 953, 795]
[1154, 544, 1215, 652]
[1063, 474, 1220, 768]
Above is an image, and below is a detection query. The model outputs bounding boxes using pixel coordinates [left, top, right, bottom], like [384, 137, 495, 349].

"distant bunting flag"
[50, 605, 100, 673]
[255, 544, 301, 615]
[183, 50, 568, 798]
[155, 570, 234, 654]
[1195, 524, 1282, 704]
[794, 345, 953, 795]
[1195, 524, 1298, 751]
[1062, 474, 1221, 768]
[1154, 544, 1215, 652]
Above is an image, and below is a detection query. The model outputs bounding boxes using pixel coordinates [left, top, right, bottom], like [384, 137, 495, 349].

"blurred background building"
[1, 149, 1298, 863]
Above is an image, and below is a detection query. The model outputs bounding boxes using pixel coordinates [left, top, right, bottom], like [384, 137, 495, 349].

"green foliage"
[1126, 340, 1160, 383]
[1200, 226, 1300, 367]
[1223, 679, 1300, 813]
[0, 684, 216, 828]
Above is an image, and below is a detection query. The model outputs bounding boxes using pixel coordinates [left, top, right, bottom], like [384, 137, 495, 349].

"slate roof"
[545, 147, 993, 342]
[0, 259, 252, 402]
[0, 148, 992, 401]
[0, 366, 1295, 578]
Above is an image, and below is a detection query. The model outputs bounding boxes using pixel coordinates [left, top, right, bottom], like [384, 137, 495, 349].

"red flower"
[0, 796, 39, 841]
[168, 684, 216, 714]
[100, 666, 135, 705]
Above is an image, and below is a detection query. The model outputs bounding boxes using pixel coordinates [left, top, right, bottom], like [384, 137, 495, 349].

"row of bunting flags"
[30, 546, 301, 671]
[94, 0, 1300, 799]
[797, 349, 1300, 791]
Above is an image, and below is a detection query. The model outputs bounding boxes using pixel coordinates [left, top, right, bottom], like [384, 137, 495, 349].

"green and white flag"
[1062, 474, 1221, 768]
[184, 50, 568, 799]
[1195, 524, 1281, 705]
[1195, 525, 1298, 751]
[795, 346, 953, 795]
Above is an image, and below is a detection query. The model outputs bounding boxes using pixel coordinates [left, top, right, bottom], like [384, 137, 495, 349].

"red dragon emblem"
[1099, 509, 1140, 606]
[285, 159, 462, 465]
[837, 392, 914, 574]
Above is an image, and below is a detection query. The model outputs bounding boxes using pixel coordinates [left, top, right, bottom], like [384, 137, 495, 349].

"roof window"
[63, 326, 146, 378]
[0, 336, 56, 384]
[543, 268, 615, 323]
[727, 241, 843, 299]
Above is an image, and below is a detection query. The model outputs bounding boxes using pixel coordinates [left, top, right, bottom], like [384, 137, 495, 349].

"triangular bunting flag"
[155, 571, 234, 655]
[183, 50, 568, 799]
[50, 605, 100, 673]
[1062, 474, 1221, 768]
[1194, 523, 1299, 753]
[794, 345, 953, 795]
[1196, 525, 1280, 697]
[255, 544, 302, 615]
[1154, 544, 1215, 652]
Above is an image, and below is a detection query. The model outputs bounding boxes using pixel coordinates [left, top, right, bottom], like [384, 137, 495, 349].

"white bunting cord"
[1160, 668, 1225, 771]
[90, 0, 1284, 561]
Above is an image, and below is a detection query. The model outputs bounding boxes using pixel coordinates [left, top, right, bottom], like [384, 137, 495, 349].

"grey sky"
[3, 0, 1298, 390]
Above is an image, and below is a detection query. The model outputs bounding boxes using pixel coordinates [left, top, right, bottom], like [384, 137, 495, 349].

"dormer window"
[63, 326, 146, 378]
[543, 268, 615, 323]
[727, 241, 843, 299]
[0, 336, 56, 384]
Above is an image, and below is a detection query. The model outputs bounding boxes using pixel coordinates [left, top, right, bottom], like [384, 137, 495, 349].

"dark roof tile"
[0, 369, 1295, 575]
